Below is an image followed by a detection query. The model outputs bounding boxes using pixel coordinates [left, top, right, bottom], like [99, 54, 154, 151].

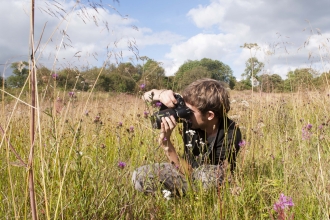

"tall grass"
[1, 1, 330, 219]
[1, 89, 329, 219]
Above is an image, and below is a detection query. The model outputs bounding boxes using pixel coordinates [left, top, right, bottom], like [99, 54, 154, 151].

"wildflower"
[163, 137, 167, 141]
[273, 193, 294, 212]
[118, 122, 123, 127]
[144, 111, 149, 118]
[155, 102, 162, 107]
[240, 100, 250, 108]
[68, 91, 75, 97]
[186, 143, 192, 148]
[302, 124, 312, 140]
[52, 73, 58, 79]
[100, 144, 106, 149]
[238, 140, 246, 147]
[118, 161, 126, 169]
[129, 126, 134, 132]
[140, 84, 146, 90]
[162, 189, 172, 200]
[85, 110, 89, 116]
[94, 115, 100, 123]
[186, 130, 196, 136]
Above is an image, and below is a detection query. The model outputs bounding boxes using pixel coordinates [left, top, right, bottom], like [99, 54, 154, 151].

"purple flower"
[238, 140, 246, 147]
[140, 84, 145, 90]
[155, 102, 162, 107]
[163, 137, 167, 141]
[273, 193, 294, 212]
[302, 124, 312, 140]
[118, 161, 126, 169]
[52, 73, 58, 79]
[129, 126, 134, 132]
[144, 111, 149, 118]
[68, 91, 75, 97]
[118, 122, 123, 127]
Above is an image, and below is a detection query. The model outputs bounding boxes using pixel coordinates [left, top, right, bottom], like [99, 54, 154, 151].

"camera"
[151, 94, 192, 129]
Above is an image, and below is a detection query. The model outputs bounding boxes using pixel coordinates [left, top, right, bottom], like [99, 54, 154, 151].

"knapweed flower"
[239, 140, 246, 147]
[118, 122, 123, 127]
[52, 73, 58, 79]
[68, 91, 75, 97]
[118, 161, 126, 169]
[94, 115, 100, 123]
[140, 84, 145, 90]
[155, 102, 162, 107]
[302, 124, 312, 140]
[144, 111, 149, 118]
[129, 126, 134, 132]
[273, 193, 294, 212]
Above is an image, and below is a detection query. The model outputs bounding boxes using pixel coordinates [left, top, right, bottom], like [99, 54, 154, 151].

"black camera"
[151, 94, 192, 129]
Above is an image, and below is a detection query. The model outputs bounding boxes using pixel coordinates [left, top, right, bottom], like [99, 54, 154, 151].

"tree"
[259, 74, 283, 92]
[0, 76, 5, 88]
[6, 61, 29, 88]
[139, 59, 165, 90]
[241, 57, 264, 83]
[174, 58, 236, 90]
[178, 66, 212, 90]
[283, 68, 314, 92]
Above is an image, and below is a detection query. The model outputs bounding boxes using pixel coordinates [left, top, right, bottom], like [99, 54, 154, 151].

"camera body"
[151, 94, 192, 129]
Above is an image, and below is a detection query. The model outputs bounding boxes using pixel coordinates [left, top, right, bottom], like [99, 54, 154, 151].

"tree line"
[2, 57, 329, 94]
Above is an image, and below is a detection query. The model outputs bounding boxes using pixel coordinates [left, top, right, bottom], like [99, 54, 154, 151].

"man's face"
[185, 102, 208, 129]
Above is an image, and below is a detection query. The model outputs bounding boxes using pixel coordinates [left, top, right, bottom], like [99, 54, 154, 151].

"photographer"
[132, 78, 242, 196]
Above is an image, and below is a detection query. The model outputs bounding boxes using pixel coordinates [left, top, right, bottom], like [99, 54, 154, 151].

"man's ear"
[207, 111, 215, 120]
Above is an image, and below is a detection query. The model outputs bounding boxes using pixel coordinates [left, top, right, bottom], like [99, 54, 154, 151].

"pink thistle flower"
[118, 161, 126, 169]
[52, 73, 58, 79]
[129, 126, 134, 132]
[144, 111, 149, 118]
[68, 91, 75, 97]
[238, 140, 246, 147]
[140, 84, 145, 90]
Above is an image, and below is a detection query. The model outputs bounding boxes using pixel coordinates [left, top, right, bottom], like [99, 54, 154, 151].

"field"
[0, 89, 329, 219]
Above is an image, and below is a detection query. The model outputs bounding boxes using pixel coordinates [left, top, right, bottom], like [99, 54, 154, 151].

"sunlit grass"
[1, 89, 329, 219]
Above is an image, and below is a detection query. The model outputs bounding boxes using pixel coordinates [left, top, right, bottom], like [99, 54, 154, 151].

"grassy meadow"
[0, 88, 329, 219]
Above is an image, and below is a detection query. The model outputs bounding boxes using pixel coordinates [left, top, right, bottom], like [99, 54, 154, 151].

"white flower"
[185, 130, 196, 136]
[186, 143, 192, 148]
[240, 100, 250, 108]
[162, 190, 171, 200]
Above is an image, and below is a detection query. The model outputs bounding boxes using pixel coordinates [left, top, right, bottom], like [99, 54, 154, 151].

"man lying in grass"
[132, 78, 242, 197]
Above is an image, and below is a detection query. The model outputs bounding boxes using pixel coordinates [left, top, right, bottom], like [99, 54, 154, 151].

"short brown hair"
[182, 78, 230, 118]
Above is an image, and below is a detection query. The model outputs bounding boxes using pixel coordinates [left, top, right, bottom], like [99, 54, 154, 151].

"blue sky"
[1, 0, 330, 80]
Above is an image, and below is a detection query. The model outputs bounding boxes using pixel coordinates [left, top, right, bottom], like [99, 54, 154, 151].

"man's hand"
[158, 90, 177, 108]
[158, 115, 177, 146]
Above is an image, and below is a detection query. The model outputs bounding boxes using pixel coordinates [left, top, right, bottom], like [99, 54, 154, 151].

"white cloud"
[163, 0, 330, 79]
[0, 0, 185, 75]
